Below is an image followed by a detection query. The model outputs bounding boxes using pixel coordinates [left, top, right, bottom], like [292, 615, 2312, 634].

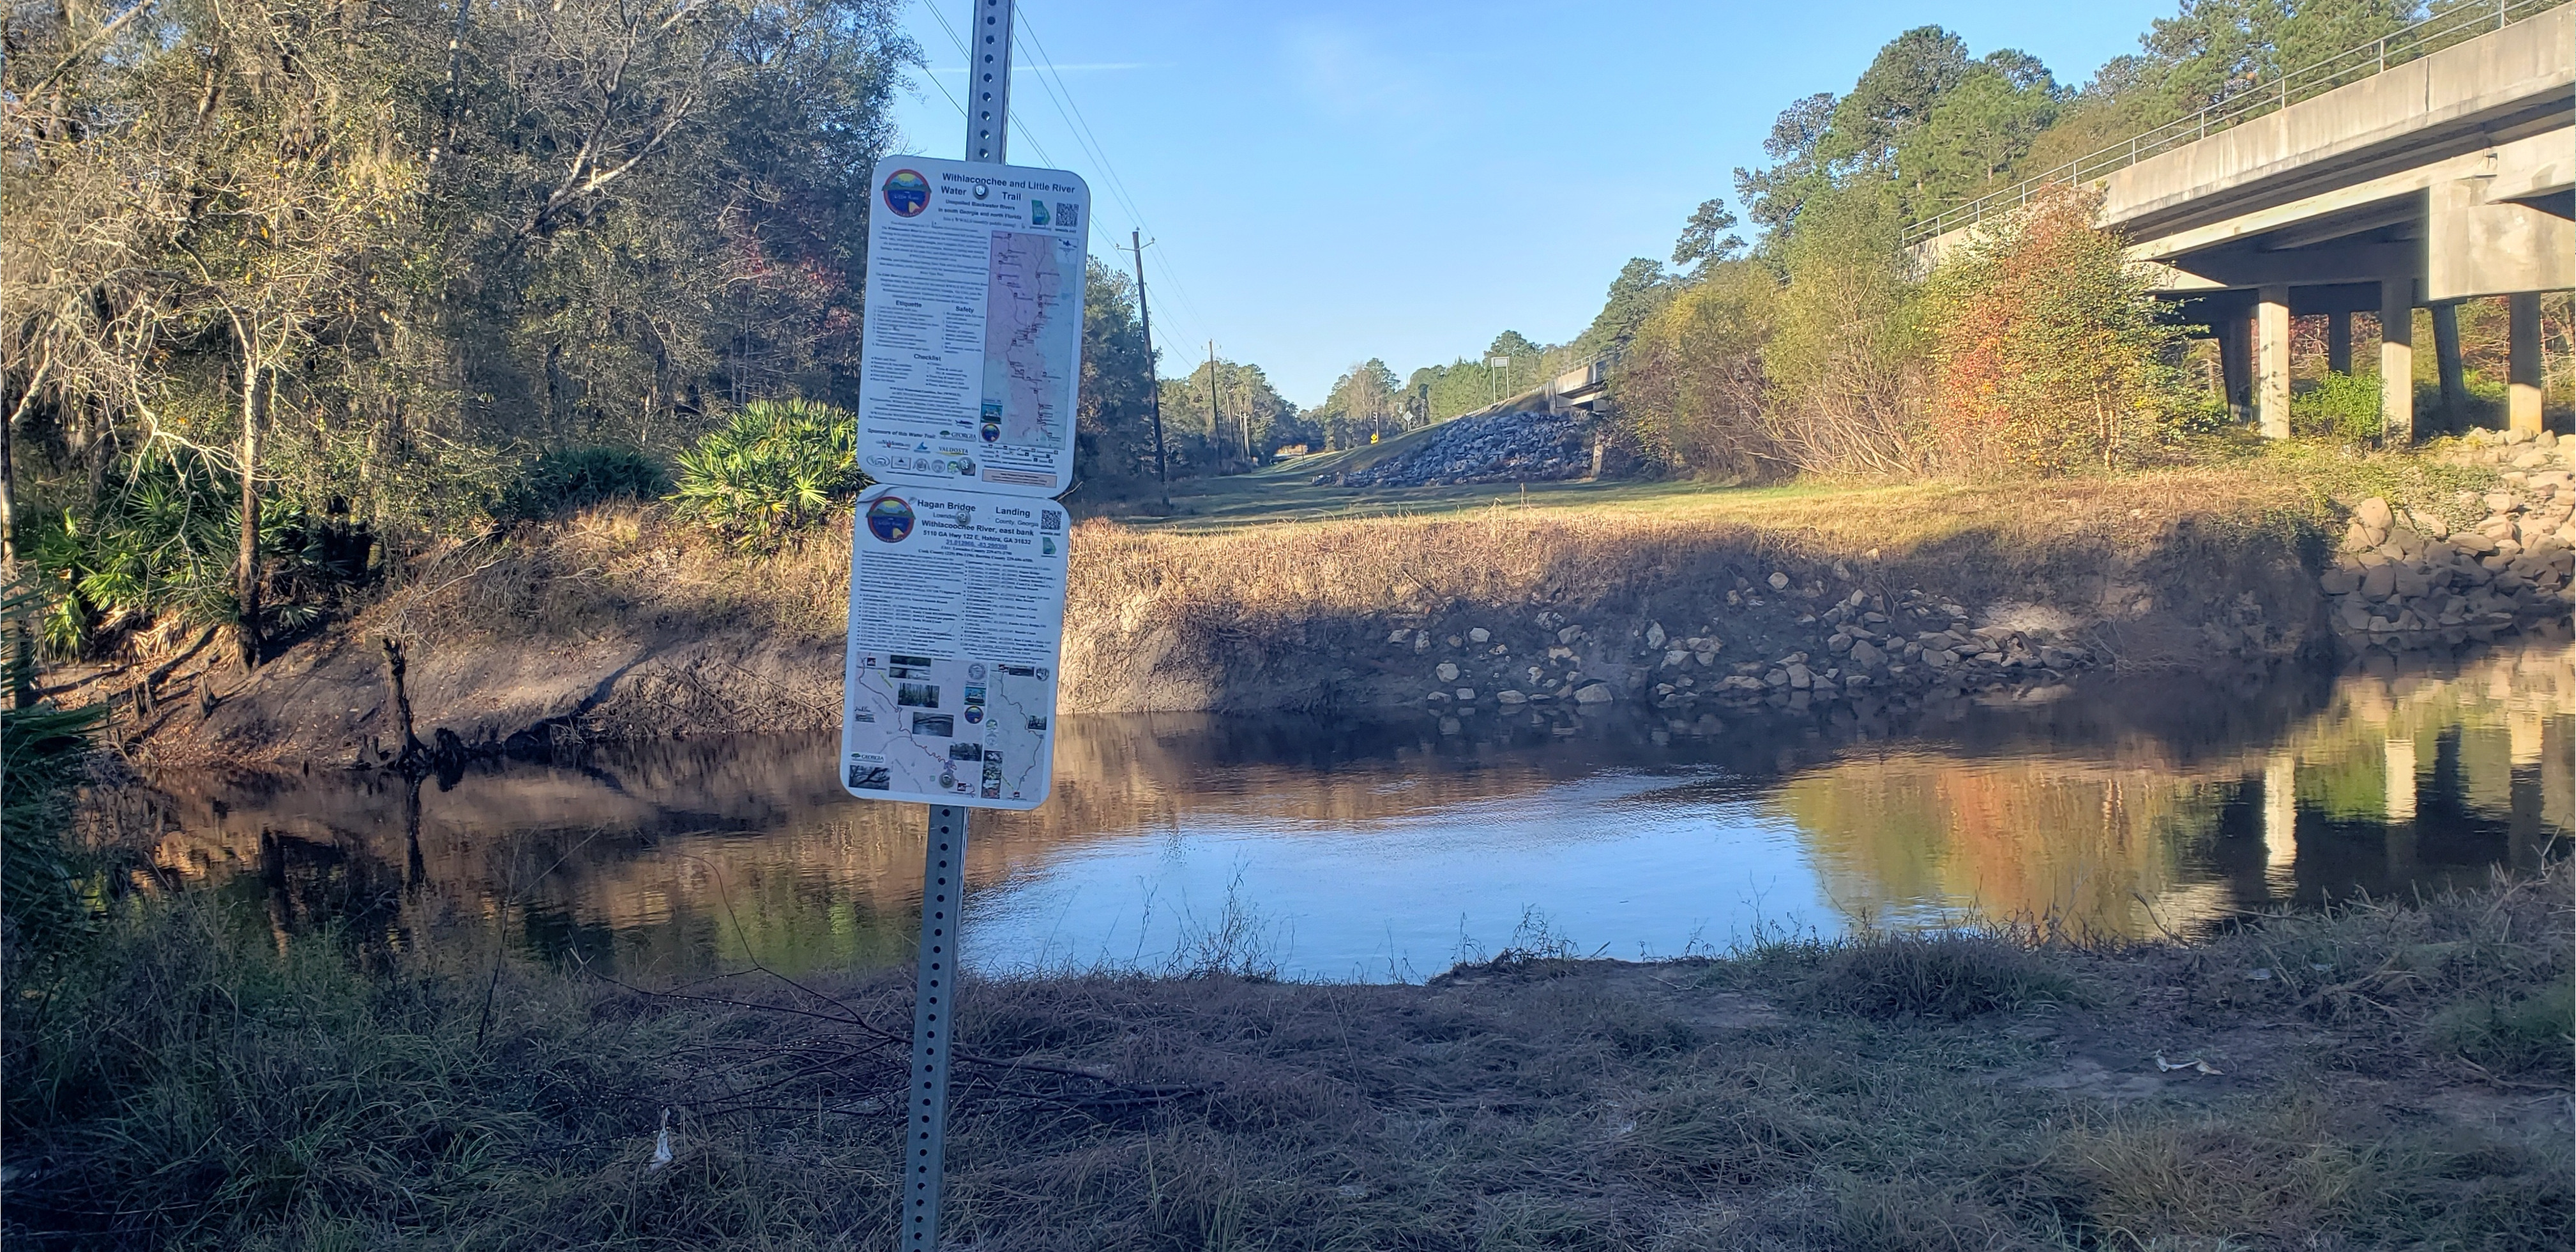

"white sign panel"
[840, 483, 1068, 809]
[858, 156, 1089, 497]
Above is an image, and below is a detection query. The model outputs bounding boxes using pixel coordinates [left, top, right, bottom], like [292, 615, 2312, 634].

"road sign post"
[839, 5, 1090, 1245]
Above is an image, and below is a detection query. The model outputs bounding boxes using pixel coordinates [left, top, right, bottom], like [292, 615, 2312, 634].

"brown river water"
[139, 634, 2571, 982]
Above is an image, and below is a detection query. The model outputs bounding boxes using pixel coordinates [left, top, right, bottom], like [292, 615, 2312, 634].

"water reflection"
[142, 636, 2572, 981]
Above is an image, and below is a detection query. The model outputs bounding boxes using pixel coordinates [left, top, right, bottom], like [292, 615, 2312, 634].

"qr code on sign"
[1041, 509, 1061, 531]
[1056, 202, 1079, 229]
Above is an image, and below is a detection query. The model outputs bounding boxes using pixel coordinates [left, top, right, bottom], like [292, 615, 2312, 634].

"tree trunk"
[3, 360, 44, 709]
[381, 636, 428, 763]
[236, 353, 264, 671]
[2, 375, 21, 580]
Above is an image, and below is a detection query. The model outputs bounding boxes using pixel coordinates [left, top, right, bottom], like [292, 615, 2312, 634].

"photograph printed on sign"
[840, 483, 1069, 809]
[855, 155, 1089, 498]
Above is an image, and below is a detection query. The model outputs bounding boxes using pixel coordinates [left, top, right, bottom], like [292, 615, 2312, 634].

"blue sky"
[883, 1, 2179, 406]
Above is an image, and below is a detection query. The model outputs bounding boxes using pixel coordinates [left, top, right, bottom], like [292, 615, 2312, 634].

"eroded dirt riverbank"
[52, 459, 2572, 770]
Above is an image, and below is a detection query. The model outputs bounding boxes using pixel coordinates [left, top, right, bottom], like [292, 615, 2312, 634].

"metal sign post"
[842, 3, 1095, 1246]
[902, 804, 966, 1248]
[966, 0, 1011, 165]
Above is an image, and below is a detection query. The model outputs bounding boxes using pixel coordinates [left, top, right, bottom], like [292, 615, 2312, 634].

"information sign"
[857, 155, 1090, 497]
[840, 483, 1068, 809]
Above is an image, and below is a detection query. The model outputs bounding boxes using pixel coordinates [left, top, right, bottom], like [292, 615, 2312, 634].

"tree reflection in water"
[144, 635, 2570, 981]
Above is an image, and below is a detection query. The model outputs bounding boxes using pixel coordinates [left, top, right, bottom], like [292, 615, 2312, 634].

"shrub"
[1920, 182, 2183, 475]
[1801, 931, 2073, 1019]
[2162, 390, 2235, 439]
[669, 399, 860, 548]
[27, 448, 368, 657]
[493, 446, 671, 522]
[1, 581, 103, 952]
[2427, 980, 2573, 1078]
[2291, 370, 2383, 441]
[1613, 260, 1781, 480]
[29, 448, 249, 656]
[1765, 183, 1930, 477]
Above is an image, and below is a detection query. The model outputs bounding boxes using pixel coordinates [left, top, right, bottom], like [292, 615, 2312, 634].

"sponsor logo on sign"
[866, 496, 915, 542]
[881, 169, 930, 217]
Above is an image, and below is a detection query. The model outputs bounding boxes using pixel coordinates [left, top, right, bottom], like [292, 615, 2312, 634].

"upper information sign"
[858, 156, 1089, 497]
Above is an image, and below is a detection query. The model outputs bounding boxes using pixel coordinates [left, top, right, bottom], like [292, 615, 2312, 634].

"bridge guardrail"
[1902, 0, 2570, 247]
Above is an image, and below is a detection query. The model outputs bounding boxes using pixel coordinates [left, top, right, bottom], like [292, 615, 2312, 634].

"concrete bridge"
[1916, 1, 2573, 440]
[1451, 353, 1616, 422]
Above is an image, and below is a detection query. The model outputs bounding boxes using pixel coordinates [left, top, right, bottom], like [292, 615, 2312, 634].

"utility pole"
[1207, 340, 1221, 470]
[1131, 230, 1166, 484]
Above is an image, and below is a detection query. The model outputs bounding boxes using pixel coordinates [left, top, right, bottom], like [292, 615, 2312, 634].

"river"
[139, 634, 2571, 983]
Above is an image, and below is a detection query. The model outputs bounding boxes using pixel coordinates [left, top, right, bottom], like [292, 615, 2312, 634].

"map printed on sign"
[858, 155, 1089, 497]
[840, 484, 1068, 810]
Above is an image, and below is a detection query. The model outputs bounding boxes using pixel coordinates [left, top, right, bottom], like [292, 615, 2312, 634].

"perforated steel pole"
[902, 804, 968, 1250]
[904, 10, 1010, 1248]
[966, 0, 1012, 165]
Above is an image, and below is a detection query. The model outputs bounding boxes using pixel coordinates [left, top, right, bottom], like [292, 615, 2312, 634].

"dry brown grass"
[373, 459, 2387, 662]
[114, 446, 2510, 759]
[334, 448, 2510, 682]
[1057, 464, 2352, 711]
[364, 503, 853, 651]
[10, 865, 2565, 1249]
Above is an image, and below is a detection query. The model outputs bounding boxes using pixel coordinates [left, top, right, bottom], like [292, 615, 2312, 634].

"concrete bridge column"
[2381, 282, 2414, 444]
[2432, 304, 2467, 426]
[2257, 285, 2292, 439]
[2326, 312, 2353, 375]
[2509, 292, 2543, 434]
[2218, 314, 2253, 423]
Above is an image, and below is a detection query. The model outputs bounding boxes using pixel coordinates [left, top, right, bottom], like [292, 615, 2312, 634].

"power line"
[1000, 3, 1211, 367]
[909, 1, 1213, 372]
[1003, 30, 1208, 351]
[1007, 27, 1114, 258]
[1013, 9, 1155, 252]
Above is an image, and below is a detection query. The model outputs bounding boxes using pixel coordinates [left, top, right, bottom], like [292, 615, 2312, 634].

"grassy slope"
[6, 867, 2566, 1249]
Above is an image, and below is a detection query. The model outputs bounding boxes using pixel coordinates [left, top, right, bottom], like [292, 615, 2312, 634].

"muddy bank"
[81, 464, 2571, 769]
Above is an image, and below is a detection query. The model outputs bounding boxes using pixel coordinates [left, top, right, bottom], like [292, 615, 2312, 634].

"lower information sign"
[840, 482, 1066, 809]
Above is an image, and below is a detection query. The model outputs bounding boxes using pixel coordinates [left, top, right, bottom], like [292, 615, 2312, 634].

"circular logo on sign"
[881, 169, 930, 217]
[865, 496, 915, 542]
[964, 706, 984, 725]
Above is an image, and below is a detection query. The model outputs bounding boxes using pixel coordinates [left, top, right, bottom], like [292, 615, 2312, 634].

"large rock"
[2355, 497, 2393, 529]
